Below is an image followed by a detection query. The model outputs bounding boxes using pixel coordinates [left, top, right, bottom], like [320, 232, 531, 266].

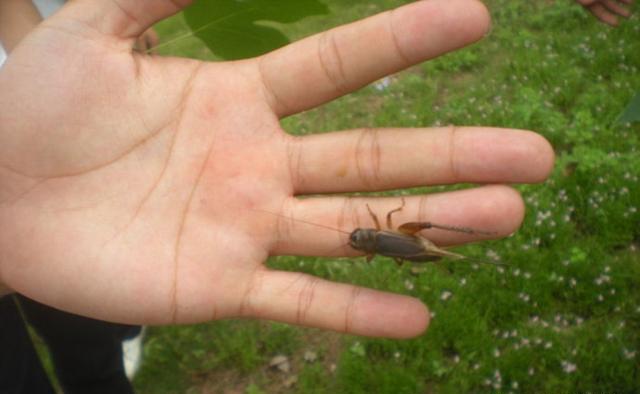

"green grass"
[136, 1, 640, 393]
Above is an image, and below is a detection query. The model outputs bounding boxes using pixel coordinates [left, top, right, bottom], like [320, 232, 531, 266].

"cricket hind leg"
[397, 221, 495, 236]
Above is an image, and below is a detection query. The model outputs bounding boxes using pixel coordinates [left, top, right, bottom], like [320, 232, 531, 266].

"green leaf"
[183, 0, 329, 60]
[617, 91, 640, 124]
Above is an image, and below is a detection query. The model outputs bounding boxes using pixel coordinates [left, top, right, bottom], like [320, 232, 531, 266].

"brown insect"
[259, 198, 503, 267]
[348, 198, 502, 266]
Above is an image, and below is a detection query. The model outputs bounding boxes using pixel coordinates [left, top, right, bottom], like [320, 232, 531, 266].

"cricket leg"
[397, 222, 434, 236]
[365, 204, 382, 231]
[386, 197, 406, 229]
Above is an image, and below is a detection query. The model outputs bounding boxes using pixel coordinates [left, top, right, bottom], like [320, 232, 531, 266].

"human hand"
[0, 0, 553, 338]
[575, 0, 634, 26]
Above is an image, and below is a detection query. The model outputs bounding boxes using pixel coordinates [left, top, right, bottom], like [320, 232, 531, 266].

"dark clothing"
[0, 295, 55, 394]
[0, 295, 139, 394]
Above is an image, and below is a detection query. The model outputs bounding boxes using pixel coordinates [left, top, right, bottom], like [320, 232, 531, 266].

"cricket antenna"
[456, 255, 508, 267]
[427, 222, 497, 236]
[249, 207, 351, 235]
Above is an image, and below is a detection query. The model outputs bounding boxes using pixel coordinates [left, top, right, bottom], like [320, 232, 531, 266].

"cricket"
[261, 198, 505, 267]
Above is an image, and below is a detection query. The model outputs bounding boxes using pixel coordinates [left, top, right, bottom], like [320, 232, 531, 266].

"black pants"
[0, 295, 139, 394]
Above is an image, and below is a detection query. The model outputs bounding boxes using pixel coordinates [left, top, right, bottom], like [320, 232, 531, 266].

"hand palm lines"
[4, 45, 286, 320]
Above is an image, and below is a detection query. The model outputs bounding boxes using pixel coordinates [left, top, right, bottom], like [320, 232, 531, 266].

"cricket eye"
[349, 231, 359, 244]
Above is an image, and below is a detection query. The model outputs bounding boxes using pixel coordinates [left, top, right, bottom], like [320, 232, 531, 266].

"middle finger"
[285, 127, 554, 194]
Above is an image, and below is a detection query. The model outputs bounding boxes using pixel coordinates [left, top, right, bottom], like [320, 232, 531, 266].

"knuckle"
[343, 285, 362, 334]
[354, 128, 384, 190]
[257, 56, 290, 114]
[285, 136, 303, 191]
[317, 30, 350, 95]
[387, 9, 412, 65]
[295, 275, 319, 325]
[238, 269, 266, 318]
[446, 125, 461, 182]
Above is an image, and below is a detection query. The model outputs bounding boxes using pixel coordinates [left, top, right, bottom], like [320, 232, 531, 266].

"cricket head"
[348, 228, 376, 253]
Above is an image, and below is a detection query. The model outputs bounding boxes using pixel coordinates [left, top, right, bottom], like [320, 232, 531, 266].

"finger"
[269, 185, 524, 257]
[61, 0, 191, 39]
[602, 0, 632, 17]
[588, 4, 620, 25]
[286, 127, 554, 194]
[235, 270, 429, 338]
[257, 0, 491, 117]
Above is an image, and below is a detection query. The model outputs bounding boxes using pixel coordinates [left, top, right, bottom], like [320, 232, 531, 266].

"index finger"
[256, 0, 491, 117]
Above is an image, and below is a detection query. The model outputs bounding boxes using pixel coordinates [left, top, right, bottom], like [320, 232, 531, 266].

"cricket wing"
[373, 231, 451, 262]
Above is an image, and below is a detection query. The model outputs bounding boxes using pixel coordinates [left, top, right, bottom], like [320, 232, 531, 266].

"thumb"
[61, 0, 193, 40]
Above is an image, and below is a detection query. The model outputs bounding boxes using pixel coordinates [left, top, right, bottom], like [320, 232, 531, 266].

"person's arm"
[0, 0, 42, 52]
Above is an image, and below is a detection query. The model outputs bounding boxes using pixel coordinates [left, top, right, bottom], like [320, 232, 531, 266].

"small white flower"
[440, 291, 453, 301]
[404, 279, 414, 291]
[373, 76, 392, 91]
[561, 360, 577, 374]
[623, 348, 637, 360]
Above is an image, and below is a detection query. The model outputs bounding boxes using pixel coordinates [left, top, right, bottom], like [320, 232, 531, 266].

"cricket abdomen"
[349, 229, 441, 262]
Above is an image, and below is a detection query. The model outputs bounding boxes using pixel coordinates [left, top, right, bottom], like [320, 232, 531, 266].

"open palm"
[0, 0, 553, 338]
